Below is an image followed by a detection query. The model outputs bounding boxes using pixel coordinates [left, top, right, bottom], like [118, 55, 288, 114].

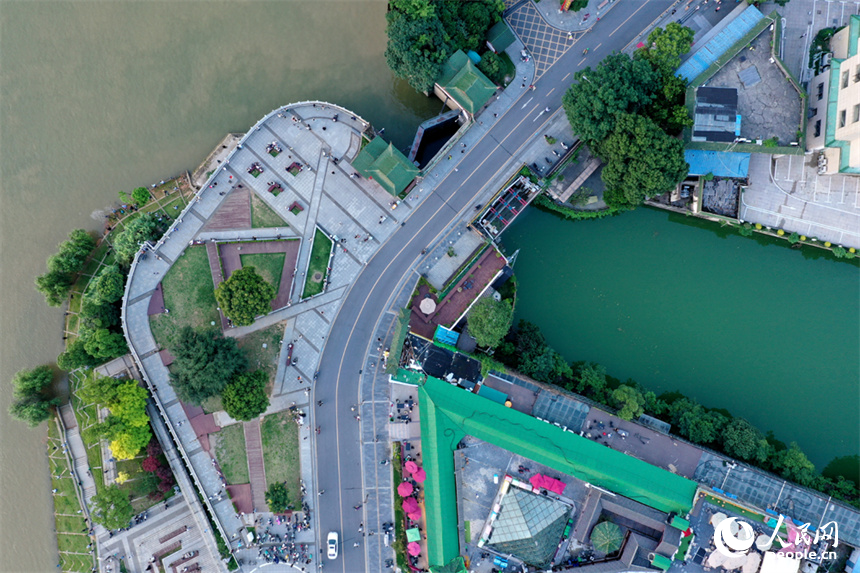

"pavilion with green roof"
[403, 373, 699, 569]
[351, 137, 419, 197]
[435, 50, 497, 115]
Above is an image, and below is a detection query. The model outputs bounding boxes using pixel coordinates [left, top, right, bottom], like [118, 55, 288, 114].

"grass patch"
[498, 51, 515, 85]
[250, 193, 288, 229]
[260, 411, 301, 508]
[236, 322, 285, 384]
[150, 245, 219, 349]
[302, 229, 332, 298]
[240, 252, 285, 294]
[201, 394, 224, 414]
[60, 553, 94, 572]
[214, 424, 249, 485]
[57, 533, 90, 554]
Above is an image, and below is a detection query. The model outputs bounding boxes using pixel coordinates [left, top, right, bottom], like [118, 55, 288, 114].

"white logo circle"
[714, 517, 756, 557]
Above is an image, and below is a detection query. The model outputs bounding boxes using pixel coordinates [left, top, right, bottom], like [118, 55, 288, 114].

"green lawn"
[214, 424, 250, 485]
[150, 245, 220, 349]
[240, 252, 285, 294]
[302, 229, 332, 298]
[251, 193, 288, 229]
[60, 553, 94, 573]
[236, 322, 285, 385]
[260, 412, 301, 507]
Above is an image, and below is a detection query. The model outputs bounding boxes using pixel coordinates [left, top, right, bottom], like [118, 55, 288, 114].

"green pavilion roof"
[352, 137, 419, 196]
[487, 21, 516, 54]
[437, 50, 497, 114]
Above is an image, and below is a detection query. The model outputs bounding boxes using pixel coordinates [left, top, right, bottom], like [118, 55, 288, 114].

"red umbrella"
[397, 481, 414, 496]
[408, 511, 422, 521]
[402, 497, 419, 513]
[413, 468, 427, 482]
[404, 460, 418, 474]
[407, 542, 421, 556]
[637, 42, 646, 49]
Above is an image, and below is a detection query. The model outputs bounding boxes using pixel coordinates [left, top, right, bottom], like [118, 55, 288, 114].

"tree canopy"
[8, 365, 58, 427]
[91, 485, 134, 530]
[214, 266, 276, 327]
[772, 442, 816, 486]
[113, 213, 163, 265]
[222, 370, 270, 421]
[599, 113, 688, 209]
[79, 376, 151, 460]
[612, 385, 646, 421]
[169, 327, 247, 405]
[636, 22, 695, 76]
[722, 418, 770, 463]
[562, 54, 660, 145]
[266, 482, 292, 513]
[385, 0, 503, 92]
[35, 229, 95, 306]
[90, 265, 126, 304]
[467, 297, 513, 348]
[131, 187, 151, 207]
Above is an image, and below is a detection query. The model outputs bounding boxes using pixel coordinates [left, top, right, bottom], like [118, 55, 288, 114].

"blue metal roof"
[685, 149, 750, 178]
[433, 325, 460, 346]
[676, 6, 765, 81]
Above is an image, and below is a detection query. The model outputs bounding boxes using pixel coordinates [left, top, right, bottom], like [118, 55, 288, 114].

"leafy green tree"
[562, 54, 660, 145]
[57, 339, 99, 370]
[438, 0, 504, 53]
[520, 347, 572, 384]
[214, 266, 276, 327]
[131, 187, 150, 208]
[83, 329, 128, 361]
[90, 265, 125, 304]
[77, 372, 122, 405]
[477, 51, 503, 85]
[643, 391, 667, 416]
[222, 370, 270, 421]
[670, 398, 726, 444]
[35, 269, 74, 307]
[80, 296, 121, 330]
[266, 482, 292, 513]
[467, 297, 513, 348]
[568, 0, 588, 10]
[113, 213, 163, 265]
[637, 23, 695, 76]
[47, 229, 96, 275]
[599, 113, 688, 209]
[576, 362, 609, 401]
[644, 74, 692, 135]
[722, 418, 770, 463]
[8, 365, 59, 427]
[169, 327, 247, 405]
[385, 9, 448, 93]
[91, 485, 134, 530]
[515, 320, 547, 358]
[612, 385, 646, 421]
[772, 442, 816, 486]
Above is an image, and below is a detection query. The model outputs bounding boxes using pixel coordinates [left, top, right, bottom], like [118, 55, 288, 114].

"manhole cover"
[312, 271, 323, 282]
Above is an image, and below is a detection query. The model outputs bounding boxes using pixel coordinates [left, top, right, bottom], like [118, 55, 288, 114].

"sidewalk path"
[243, 419, 268, 512]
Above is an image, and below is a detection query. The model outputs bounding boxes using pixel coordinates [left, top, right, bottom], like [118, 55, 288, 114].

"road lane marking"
[578, 57, 586, 65]
[546, 87, 556, 96]
[610, 0, 652, 37]
[563, 72, 571, 81]
[596, 43, 602, 50]
[521, 97, 533, 108]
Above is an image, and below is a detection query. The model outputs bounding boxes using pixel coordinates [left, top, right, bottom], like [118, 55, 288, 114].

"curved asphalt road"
[313, 2, 676, 571]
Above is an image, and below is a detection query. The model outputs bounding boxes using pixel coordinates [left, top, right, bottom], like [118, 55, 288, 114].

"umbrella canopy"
[724, 553, 748, 570]
[405, 460, 418, 474]
[414, 468, 427, 482]
[711, 512, 728, 527]
[730, 520, 741, 536]
[590, 521, 624, 554]
[402, 497, 419, 513]
[637, 42, 646, 48]
[419, 298, 437, 314]
[408, 511, 422, 521]
[406, 528, 421, 542]
[742, 552, 762, 573]
[398, 481, 415, 496]
[407, 542, 421, 556]
[755, 534, 773, 551]
[707, 550, 727, 569]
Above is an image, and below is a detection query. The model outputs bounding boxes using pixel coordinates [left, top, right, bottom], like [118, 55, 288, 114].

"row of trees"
[34, 229, 96, 306]
[385, 0, 504, 92]
[169, 327, 270, 421]
[486, 320, 859, 507]
[562, 23, 694, 210]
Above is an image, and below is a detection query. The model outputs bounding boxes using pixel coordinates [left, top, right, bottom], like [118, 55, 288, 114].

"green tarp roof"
[415, 376, 698, 569]
[671, 516, 690, 531]
[351, 137, 419, 196]
[437, 50, 497, 114]
[652, 554, 674, 570]
[487, 21, 516, 54]
[430, 556, 468, 573]
[477, 384, 508, 405]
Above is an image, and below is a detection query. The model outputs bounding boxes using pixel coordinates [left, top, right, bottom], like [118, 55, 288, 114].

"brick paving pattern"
[243, 419, 268, 512]
[202, 187, 251, 231]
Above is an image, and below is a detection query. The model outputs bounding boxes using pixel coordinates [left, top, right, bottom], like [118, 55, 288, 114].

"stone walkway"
[243, 419, 268, 512]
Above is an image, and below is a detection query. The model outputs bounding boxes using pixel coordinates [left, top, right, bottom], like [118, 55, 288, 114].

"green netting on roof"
[430, 556, 468, 573]
[652, 553, 673, 570]
[418, 376, 698, 568]
[671, 516, 690, 531]
[487, 21, 515, 53]
[437, 50, 496, 114]
[351, 137, 419, 196]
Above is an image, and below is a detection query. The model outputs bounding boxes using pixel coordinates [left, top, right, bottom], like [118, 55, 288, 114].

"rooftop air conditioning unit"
[821, 53, 832, 68]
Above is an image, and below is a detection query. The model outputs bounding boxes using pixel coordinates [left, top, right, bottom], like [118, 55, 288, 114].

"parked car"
[327, 531, 339, 560]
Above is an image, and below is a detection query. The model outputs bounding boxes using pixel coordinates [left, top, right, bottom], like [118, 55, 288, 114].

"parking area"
[742, 153, 860, 248]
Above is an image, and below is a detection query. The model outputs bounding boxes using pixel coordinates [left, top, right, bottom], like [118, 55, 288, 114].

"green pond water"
[502, 207, 860, 469]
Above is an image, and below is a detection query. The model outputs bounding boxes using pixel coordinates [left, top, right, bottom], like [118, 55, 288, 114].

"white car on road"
[327, 531, 339, 560]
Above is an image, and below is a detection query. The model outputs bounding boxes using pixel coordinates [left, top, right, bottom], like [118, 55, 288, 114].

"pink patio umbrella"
[413, 468, 427, 482]
[404, 460, 418, 474]
[402, 497, 419, 513]
[407, 542, 421, 556]
[636, 42, 646, 49]
[397, 481, 415, 496]
[408, 511, 422, 521]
